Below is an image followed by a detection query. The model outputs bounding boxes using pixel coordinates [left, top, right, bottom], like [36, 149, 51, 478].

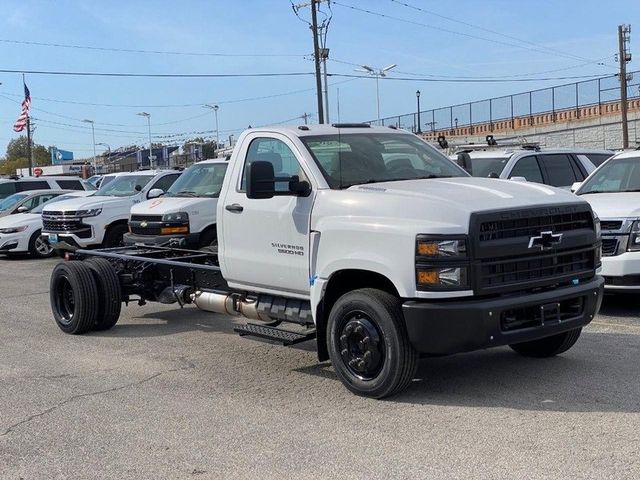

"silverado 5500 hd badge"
[272, 242, 304, 256]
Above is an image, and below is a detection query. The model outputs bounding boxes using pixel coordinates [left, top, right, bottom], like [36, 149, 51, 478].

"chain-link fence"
[367, 72, 640, 134]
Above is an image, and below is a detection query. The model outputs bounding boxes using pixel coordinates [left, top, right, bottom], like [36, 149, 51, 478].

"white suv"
[575, 150, 640, 291]
[42, 170, 181, 250]
[0, 176, 95, 199]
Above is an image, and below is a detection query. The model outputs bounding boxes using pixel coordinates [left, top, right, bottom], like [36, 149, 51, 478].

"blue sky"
[0, 0, 638, 159]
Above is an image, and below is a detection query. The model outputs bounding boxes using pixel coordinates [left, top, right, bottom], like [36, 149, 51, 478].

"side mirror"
[487, 172, 500, 179]
[134, 184, 143, 192]
[510, 176, 528, 182]
[246, 161, 275, 199]
[147, 188, 164, 199]
[571, 181, 582, 193]
[16, 206, 29, 213]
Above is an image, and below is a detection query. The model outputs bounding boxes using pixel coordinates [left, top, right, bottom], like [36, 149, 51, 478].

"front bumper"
[402, 276, 604, 355]
[0, 232, 30, 253]
[123, 232, 200, 249]
[600, 251, 640, 291]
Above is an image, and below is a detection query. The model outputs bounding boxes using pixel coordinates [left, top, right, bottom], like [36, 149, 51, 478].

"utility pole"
[301, 112, 311, 124]
[82, 119, 97, 172]
[26, 116, 33, 176]
[618, 24, 632, 149]
[310, 0, 325, 124]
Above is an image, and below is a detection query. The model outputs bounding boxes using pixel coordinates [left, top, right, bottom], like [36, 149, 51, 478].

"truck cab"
[42, 170, 181, 250]
[125, 160, 228, 250]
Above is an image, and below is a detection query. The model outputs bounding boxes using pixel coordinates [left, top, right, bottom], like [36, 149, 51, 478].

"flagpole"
[26, 116, 32, 176]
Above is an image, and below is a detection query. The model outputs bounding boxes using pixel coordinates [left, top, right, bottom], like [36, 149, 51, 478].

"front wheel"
[103, 224, 129, 248]
[327, 288, 418, 399]
[509, 328, 582, 358]
[29, 230, 54, 258]
[50, 261, 99, 334]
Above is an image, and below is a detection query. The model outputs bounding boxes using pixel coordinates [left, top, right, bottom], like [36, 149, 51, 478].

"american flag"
[13, 82, 31, 132]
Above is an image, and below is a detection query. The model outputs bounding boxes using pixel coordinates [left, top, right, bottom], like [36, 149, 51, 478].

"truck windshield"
[578, 156, 640, 194]
[95, 175, 153, 197]
[0, 193, 28, 211]
[166, 163, 227, 198]
[301, 133, 466, 188]
[467, 157, 509, 177]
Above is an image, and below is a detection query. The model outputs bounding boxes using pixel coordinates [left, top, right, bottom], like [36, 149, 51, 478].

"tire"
[198, 227, 217, 253]
[509, 328, 582, 358]
[50, 261, 99, 334]
[102, 223, 129, 248]
[327, 288, 418, 399]
[28, 230, 54, 258]
[85, 257, 122, 331]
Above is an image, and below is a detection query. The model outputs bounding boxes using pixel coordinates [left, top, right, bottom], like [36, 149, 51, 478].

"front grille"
[601, 238, 619, 256]
[130, 214, 162, 222]
[42, 218, 84, 232]
[479, 211, 592, 242]
[601, 220, 623, 231]
[479, 247, 595, 292]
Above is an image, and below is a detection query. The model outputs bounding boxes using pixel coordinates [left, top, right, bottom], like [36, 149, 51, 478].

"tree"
[0, 136, 52, 175]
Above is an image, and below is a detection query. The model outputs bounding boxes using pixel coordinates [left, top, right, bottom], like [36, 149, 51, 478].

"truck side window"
[509, 156, 543, 183]
[152, 174, 180, 192]
[241, 137, 308, 193]
[538, 154, 580, 187]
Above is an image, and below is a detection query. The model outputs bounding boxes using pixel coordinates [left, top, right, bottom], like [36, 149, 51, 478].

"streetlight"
[454, 117, 459, 129]
[137, 112, 153, 169]
[81, 119, 97, 172]
[416, 90, 422, 134]
[355, 63, 397, 125]
[204, 104, 220, 151]
[96, 142, 111, 165]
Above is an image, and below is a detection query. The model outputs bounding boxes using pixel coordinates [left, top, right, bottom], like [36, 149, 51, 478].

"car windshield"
[0, 193, 28, 211]
[301, 133, 466, 188]
[31, 194, 75, 214]
[578, 156, 640, 195]
[95, 174, 153, 197]
[467, 157, 510, 177]
[166, 163, 227, 198]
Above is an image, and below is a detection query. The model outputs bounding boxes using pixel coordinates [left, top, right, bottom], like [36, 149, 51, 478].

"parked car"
[125, 159, 228, 250]
[454, 145, 612, 189]
[0, 190, 69, 218]
[87, 172, 121, 189]
[0, 176, 95, 200]
[0, 191, 93, 257]
[575, 150, 640, 291]
[42, 170, 182, 251]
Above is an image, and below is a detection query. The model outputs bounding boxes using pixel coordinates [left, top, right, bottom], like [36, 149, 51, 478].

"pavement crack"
[0, 362, 193, 437]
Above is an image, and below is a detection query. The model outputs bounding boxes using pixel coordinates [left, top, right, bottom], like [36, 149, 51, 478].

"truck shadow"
[296, 331, 640, 413]
[598, 293, 640, 319]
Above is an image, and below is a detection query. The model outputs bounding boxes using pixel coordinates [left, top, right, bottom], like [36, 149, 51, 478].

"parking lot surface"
[1, 256, 639, 479]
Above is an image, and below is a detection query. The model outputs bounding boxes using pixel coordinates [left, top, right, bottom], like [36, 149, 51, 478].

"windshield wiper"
[173, 191, 198, 197]
[342, 174, 455, 188]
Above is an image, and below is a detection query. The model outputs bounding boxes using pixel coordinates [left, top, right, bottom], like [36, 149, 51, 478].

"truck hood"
[0, 212, 41, 228]
[313, 177, 589, 234]
[130, 196, 213, 215]
[578, 192, 640, 219]
[42, 195, 136, 212]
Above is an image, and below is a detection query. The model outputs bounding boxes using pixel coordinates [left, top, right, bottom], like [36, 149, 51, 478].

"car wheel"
[50, 261, 98, 334]
[103, 224, 129, 248]
[29, 230, 54, 258]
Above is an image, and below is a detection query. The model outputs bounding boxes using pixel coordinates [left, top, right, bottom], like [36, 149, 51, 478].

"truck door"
[221, 134, 315, 296]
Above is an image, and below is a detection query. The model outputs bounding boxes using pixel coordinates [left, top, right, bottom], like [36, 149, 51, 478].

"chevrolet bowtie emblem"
[528, 231, 563, 250]
[140, 221, 148, 228]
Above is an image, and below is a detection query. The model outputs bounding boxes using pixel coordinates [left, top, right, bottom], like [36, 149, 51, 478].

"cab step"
[234, 323, 316, 345]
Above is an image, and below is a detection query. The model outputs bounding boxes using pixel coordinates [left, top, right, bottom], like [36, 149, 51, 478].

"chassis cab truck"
[49, 124, 604, 398]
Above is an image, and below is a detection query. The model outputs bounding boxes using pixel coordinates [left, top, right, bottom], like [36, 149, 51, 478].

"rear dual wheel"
[50, 259, 122, 334]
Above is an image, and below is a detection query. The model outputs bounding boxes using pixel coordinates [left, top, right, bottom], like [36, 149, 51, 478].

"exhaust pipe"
[191, 291, 271, 321]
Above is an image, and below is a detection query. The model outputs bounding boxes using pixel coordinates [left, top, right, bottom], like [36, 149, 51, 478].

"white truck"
[124, 159, 228, 250]
[49, 124, 604, 398]
[42, 170, 181, 251]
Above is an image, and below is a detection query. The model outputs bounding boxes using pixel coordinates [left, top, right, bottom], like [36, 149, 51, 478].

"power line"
[329, 72, 616, 83]
[0, 68, 314, 78]
[387, 0, 611, 66]
[0, 38, 307, 58]
[332, 1, 612, 64]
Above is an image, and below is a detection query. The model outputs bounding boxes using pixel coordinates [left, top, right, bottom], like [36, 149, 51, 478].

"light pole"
[96, 142, 111, 166]
[137, 112, 153, 169]
[355, 64, 397, 125]
[204, 104, 220, 154]
[82, 119, 97, 172]
[416, 90, 422, 134]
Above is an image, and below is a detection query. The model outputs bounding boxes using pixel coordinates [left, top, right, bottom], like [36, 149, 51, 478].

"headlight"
[76, 208, 102, 217]
[592, 211, 601, 239]
[628, 220, 640, 252]
[162, 212, 189, 222]
[415, 235, 470, 290]
[0, 225, 28, 234]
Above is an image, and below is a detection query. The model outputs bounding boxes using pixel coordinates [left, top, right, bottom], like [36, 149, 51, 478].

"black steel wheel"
[327, 288, 418, 398]
[50, 261, 99, 334]
[85, 257, 122, 331]
[510, 328, 582, 358]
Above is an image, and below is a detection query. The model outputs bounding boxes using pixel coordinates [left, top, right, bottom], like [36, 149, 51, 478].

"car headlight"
[416, 235, 470, 290]
[76, 208, 102, 217]
[628, 220, 640, 252]
[162, 212, 189, 222]
[592, 211, 601, 239]
[0, 225, 28, 234]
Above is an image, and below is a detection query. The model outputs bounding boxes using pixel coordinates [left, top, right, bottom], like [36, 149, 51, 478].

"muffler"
[191, 291, 271, 321]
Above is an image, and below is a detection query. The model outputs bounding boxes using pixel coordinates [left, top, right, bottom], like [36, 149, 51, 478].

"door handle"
[225, 203, 244, 213]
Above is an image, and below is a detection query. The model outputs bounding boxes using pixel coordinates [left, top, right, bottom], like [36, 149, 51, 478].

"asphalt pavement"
[0, 256, 638, 479]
